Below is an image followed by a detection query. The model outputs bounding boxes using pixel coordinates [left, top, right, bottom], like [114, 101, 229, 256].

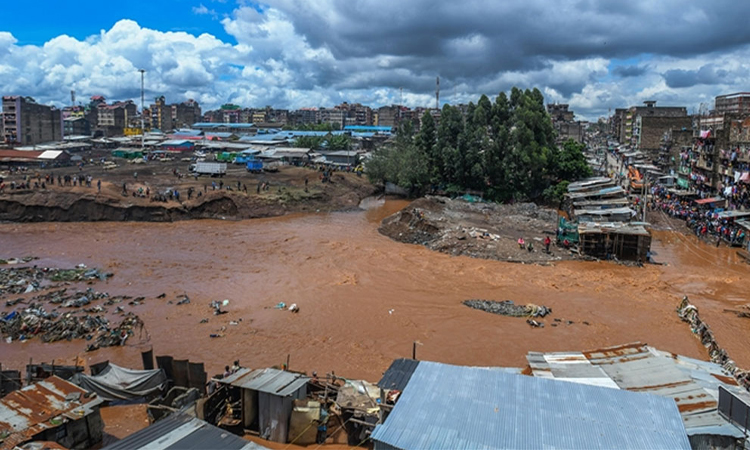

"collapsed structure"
[562, 177, 651, 261]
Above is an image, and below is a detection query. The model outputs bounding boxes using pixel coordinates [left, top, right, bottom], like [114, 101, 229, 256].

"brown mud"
[379, 196, 577, 263]
[1, 198, 749, 389]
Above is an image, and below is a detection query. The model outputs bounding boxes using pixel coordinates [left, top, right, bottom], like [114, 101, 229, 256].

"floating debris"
[462, 299, 552, 318]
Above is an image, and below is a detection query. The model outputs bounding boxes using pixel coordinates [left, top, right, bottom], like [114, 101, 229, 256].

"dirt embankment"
[379, 196, 580, 263]
[0, 165, 378, 222]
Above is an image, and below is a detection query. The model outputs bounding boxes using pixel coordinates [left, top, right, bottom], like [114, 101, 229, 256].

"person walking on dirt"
[97, 180, 101, 193]
[544, 236, 551, 253]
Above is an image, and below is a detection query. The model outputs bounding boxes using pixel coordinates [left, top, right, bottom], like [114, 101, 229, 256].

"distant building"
[375, 105, 400, 128]
[171, 99, 201, 129]
[2, 96, 63, 145]
[547, 103, 584, 144]
[289, 108, 319, 126]
[64, 116, 91, 136]
[715, 92, 750, 115]
[618, 101, 688, 148]
[150, 96, 173, 132]
[97, 100, 136, 136]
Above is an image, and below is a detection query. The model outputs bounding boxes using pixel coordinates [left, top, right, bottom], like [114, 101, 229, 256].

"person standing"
[97, 179, 101, 193]
[544, 235, 551, 253]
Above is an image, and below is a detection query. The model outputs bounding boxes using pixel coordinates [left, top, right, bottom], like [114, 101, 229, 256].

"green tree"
[554, 139, 592, 181]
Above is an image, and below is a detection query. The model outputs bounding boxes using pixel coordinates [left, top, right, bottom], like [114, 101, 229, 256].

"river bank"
[0, 163, 377, 222]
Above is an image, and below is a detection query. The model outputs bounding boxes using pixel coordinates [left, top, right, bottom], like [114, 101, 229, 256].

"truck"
[188, 162, 226, 177]
[246, 159, 263, 173]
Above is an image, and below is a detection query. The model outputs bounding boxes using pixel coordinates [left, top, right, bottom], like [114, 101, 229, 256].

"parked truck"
[246, 159, 263, 173]
[188, 161, 226, 177]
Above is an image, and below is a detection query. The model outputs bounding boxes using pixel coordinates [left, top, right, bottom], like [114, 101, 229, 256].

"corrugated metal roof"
[0, 376, 103, 448]
[371, 361, 690, 450]
[103, 413, 266, 450]
[378, 359, 419, 391]
[220, 368, 309, 397]
[526, 342, 747, 438]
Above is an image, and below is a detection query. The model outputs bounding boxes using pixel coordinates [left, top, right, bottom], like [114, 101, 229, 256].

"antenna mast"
[436, 77, 439, 109]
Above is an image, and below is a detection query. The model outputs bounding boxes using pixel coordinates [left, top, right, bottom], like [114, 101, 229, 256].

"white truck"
[189, 162, 226, 177]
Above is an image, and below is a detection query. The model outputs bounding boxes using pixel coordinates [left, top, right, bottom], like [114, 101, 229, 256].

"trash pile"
[0, 256, 37, 265]
[0, 266, 112, 296]
[462, 299, 552, 318]
[1, 303, 143, 351]
[0, 264, 147, 352]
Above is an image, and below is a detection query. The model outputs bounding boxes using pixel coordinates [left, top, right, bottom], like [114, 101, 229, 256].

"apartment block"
[2, 96, 63, 145]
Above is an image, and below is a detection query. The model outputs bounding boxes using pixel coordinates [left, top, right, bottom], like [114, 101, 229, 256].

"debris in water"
[462, 299, 552, 318]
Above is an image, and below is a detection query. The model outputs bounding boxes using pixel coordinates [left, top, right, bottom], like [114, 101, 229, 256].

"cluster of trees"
[293, 133, 351, 150]
[283, 122, 341, 132]
[366, 87, 591, 203]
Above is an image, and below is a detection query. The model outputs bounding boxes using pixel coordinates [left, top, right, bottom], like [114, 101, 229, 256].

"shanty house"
[0, 376, 104, 449]
[219, 368, 309, 443]
[526, 342, 750, 449]
[103, 413, 267, 450]
[371, 360, 691, 450]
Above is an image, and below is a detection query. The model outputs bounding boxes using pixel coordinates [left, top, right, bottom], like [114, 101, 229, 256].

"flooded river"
[1, 201, 748, 381]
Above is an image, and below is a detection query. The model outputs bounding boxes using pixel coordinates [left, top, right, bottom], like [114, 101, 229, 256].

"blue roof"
[371, 361, 691, 450]
[344, 125, 393, 132]
[192, 123, 255, 129]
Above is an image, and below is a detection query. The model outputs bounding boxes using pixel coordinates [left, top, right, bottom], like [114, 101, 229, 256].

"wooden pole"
[412, 341, 417, 360]
[286, 354, 290, 370]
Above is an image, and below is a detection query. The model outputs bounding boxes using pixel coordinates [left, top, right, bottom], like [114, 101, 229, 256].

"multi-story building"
[172, 99, 201, 129]
[289, 108, 319, 126]
[616, 101, 688, 148]
[715, 93, 750, 115]
[150, 96, 173, 132]
[547, 103, 584, 144]
[63, 117, 91, 136]
[376, 105, 400, 128]
[2, 96, 63, 145]
[98, 100, 136, 136]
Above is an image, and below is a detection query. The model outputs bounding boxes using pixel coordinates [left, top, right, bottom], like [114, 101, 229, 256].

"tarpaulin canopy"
[694, 197, 725, 205]
[71, 363, 167, 401]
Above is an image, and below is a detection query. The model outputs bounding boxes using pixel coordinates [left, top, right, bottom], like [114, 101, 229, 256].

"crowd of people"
[650, 185, 747, 247]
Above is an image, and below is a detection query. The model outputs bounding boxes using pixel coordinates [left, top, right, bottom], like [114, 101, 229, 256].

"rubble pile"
[1, 304, 143, 350]
[0, 264, 146, 352]
[678, 296, 750, 390]
[0, 266, 112, 296]
[463, 299, 552, 318]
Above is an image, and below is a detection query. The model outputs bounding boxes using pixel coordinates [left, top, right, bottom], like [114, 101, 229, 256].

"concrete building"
[150, 96, 173, 132]
[63, 116, 91, 136]
[715, 92, 750, 115]
[171, 99, 201, 129]
[615, 101, 688, 147]
[547, 104, 585, 144]
[375, 105, 400, 128]
[2, 96, 63, 146]
[97, 100, 136, 136]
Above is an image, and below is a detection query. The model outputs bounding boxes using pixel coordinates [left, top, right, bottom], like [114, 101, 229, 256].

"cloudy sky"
[2, 0, 750, 120]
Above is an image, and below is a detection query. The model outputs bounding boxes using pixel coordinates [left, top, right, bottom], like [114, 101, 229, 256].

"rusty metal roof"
[526, 342, 749, 438]
[0, 376, 103, 449]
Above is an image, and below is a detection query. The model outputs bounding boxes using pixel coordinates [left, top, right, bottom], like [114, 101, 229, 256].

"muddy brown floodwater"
[1, 202, 749, 382]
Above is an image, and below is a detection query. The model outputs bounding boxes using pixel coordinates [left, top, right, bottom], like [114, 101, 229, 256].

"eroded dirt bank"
[0, 165, 377, 222]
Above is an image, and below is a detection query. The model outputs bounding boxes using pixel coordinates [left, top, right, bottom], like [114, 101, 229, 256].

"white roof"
[38, 150, 63, 159]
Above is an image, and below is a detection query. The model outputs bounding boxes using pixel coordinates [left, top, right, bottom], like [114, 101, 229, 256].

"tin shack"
[219, 368, 309, 443]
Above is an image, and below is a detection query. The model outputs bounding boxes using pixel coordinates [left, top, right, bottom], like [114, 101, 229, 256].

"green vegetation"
[293, 133, 351, 150]
[283, 122, 341, 131]
[367, 87, 592, 202]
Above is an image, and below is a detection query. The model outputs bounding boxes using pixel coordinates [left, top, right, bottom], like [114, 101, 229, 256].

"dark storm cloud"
[613, 65, 648, 78]
[266, 0, 750, 79]
[663, 64, 730, 88]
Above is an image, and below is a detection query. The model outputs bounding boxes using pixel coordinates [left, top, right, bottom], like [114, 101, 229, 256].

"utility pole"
[139, 69, 145, 151]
